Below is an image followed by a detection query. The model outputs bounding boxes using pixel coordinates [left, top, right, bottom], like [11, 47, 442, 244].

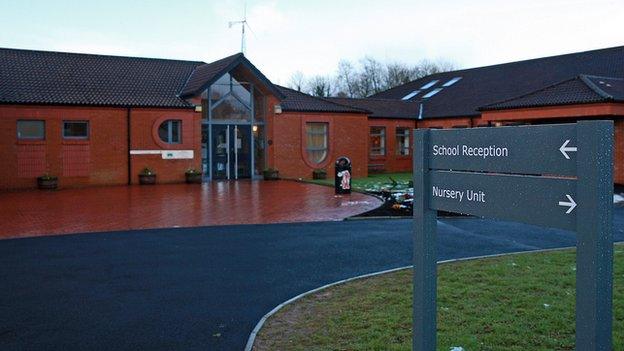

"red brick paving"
[0, 181, 381, 239]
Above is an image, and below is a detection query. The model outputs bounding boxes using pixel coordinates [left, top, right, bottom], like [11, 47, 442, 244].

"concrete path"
[1, 208, 623, 350]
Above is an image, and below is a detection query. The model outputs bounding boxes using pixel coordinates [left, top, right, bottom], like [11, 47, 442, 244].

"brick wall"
[0, 105, 128, 190]
[270, 111, 369, 180]
[0, 105, 202, 190]
[367, 118, 417, 173]
[128, 108, 201, 184]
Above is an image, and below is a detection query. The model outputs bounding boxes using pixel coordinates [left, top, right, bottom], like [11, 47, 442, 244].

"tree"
[287, 56, 457, 98]
[287, 71, 306, 92]
[335, 60, 358, 98]
[307, 75, 334, 97]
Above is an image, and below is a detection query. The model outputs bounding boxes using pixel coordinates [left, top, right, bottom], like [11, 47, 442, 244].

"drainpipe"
[127, 107, 132, 185]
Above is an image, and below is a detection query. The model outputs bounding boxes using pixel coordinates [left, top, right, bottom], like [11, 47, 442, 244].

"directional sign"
[429, 170, 576, 231]
[412, 121, 614, 351]
[428, 124, 577, 176]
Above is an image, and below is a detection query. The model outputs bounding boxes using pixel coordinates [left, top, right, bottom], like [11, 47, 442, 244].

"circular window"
[158, 120, 182, 144]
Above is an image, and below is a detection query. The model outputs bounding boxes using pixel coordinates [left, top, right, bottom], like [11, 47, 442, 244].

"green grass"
[308, 172, 413, 192]
[254, 244, 624, 351]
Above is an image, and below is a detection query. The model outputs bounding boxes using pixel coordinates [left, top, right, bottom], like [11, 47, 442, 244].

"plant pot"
[312, 170, 327, 180]
[37, 177, 58, 190]
[263, 170, 279, 180]
[139, 174, 157, 185]
[185, 172, 203, 184]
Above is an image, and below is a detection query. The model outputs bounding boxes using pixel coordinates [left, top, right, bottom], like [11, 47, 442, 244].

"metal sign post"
[412, 121, 613, 350]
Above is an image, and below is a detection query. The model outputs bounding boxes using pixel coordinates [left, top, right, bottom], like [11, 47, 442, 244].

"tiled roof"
[178, 53, 243, 97]
[371, 45, 624, 118]
[179, 53, 284, 99]
[277, 86, 368, 114]
[480, 75, 624, 110]
[327, 97, 419, 119]
[0, 47, 204, 108]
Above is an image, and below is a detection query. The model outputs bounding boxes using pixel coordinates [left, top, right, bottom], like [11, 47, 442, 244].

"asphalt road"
[1, 209, 623, 351]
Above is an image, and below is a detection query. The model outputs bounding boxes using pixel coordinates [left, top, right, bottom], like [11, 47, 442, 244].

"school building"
[0, 45, 623, 190]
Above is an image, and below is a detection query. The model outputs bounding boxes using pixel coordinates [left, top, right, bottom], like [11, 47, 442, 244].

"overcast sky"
[1, 0, 622, 84]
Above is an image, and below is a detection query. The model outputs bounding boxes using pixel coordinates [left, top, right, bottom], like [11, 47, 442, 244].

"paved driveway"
[1, 209, 623, 350]
[0, 181, 380, 239]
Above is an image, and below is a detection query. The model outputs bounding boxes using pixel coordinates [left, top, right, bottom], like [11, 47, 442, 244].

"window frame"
[17, 120, 45, 140]
[305, 122, 329, 165]
[62, 120, 90, 140]
[369, 126, 386, 156]
[158, 119, 182, 144]
[395, 127, 410, 156]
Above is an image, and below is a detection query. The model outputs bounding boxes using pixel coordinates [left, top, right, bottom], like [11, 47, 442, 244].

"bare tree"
[287, 71, 306, 92]
[335, 60, 358, 98]
[357, 56, 385, 97]
[286, 56, 457, 98]
[307, 75, 334, 97]
[385, 62, 418, 88]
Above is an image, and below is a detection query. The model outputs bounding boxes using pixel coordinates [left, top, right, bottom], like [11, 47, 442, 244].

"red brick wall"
[367, 118, 417, 173]
[270, 111, 369, 179]
[0, 105, 129, 190]
[0, 105, 202, 190]
[128, 108, 201, 184]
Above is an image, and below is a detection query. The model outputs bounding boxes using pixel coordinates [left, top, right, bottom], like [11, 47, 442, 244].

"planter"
[138, 174, 157, 185]
[312, 169, 327, 180]
[37, 177, 58, 190]
[185, 172, 203, 184]
[263, 169, 279, 180]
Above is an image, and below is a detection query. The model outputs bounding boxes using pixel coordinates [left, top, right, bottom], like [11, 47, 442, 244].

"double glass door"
[211, 124, 251, 179]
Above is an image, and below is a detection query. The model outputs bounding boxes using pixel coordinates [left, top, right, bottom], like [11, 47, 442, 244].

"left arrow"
[559, 139, 578, 160]
[558, 194, 577, 214]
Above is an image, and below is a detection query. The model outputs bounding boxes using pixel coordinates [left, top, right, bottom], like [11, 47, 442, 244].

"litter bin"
[335, 156, 352, 194]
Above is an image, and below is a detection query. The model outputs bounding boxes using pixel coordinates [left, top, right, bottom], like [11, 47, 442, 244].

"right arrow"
[559, 139, 577, 160]
[558, 194, 577, 214]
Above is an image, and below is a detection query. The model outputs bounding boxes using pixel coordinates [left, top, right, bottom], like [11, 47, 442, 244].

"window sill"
[61, 140, 90, 146]
[16, 140, 45, 145]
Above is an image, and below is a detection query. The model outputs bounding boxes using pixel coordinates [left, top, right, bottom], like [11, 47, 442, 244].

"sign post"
[412, 121, 613, 350]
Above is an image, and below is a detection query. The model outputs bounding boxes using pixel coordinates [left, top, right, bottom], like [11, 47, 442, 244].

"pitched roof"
[371, 45, 624, 118]
[179, 53, 285, 99]
[480, 75, 624, 110]
[277, 86, 368, 114]
[327, 97, 419, 119]
[0, 47, 203, 108]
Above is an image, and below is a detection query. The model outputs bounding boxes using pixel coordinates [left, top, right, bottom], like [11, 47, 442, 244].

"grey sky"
[0, 0, 622, 84]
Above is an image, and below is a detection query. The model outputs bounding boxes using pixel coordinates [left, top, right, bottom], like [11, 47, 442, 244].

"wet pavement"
[0, 180, 381, 239]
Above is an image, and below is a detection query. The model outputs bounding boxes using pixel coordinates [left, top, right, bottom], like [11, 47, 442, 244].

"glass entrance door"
[211, 124, 251, 180]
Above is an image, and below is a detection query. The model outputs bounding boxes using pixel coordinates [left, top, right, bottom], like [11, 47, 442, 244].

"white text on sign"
[432, 144, 509, 159]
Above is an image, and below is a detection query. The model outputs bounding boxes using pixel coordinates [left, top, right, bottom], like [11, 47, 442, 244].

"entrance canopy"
[179, 53, 284, 180]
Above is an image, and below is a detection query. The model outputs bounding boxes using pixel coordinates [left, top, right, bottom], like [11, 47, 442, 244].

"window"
[158, 120, 182, 144]
[17, 120, 45, 140]
[402, 90, 420, 100]
[305, 122, 328, 164]
[370, 127, 386, 156]
[396, 128, 410, 156]
[420, 80, 439, 89]
[63, 121, 89, 139]
[423, 88, 443, 98]
[442, 77, 462, 87]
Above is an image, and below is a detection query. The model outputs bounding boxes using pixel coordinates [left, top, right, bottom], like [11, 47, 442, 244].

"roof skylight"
[423, 88, 443, 98]
[402, 90, 420, 100]
[442, 77, 462, 87]
[420, 80, 439, 89]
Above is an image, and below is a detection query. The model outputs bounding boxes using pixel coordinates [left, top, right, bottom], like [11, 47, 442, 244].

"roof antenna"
[228, 2, 254, 54]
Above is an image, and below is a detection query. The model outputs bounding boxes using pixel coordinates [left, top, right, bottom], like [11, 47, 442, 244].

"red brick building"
[1, 45, 623, 190]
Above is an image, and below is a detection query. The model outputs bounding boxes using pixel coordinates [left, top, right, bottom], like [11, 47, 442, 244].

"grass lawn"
[308, 172, 413, 192]
[254, 244, 623, 351]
